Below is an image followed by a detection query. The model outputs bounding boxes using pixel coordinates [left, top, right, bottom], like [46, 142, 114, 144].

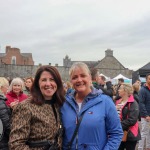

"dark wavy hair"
[30, 65, 65, 106]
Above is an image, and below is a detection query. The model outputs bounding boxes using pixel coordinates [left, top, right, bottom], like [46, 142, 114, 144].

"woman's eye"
[50, 78, 54, 81]
[81, 75, 86, 78]
[72, 76, 77, 80]
[42, 79, 46, 82]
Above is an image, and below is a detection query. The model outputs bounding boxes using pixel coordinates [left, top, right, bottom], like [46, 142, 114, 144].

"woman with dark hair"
[23, 77, 34, 96]
[9, 65, 65, 150]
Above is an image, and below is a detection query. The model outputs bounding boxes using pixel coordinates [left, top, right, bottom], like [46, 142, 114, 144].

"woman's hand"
[10, 99, 19, 109]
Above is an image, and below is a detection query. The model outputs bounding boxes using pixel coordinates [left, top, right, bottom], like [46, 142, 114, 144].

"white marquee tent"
[113, 74, 130, 80]
[113, 74, 132, 84]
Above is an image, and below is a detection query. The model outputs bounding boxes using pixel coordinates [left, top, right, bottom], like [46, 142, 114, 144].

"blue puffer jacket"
[61, 88, 123, 150]
[139, 85, 150, 117]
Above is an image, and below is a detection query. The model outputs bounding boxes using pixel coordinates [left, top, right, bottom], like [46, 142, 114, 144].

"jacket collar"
[7, 91, 23, 97]
[65, 87, 103, 114]
[117, 95, 134, 104]
[128, 95, 134, 102]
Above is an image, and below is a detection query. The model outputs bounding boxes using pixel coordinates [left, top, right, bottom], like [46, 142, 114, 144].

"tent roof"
[138, 62, 150, 77]
[140, 62, 150, 70]
[113, 74, 129, 80]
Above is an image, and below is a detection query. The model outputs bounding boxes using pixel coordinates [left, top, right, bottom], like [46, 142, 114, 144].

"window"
[11, 56, 16, 65]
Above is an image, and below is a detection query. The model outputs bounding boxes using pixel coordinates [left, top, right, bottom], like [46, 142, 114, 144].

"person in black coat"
[0, 77, 11, 150]
[0, 95, 11, 150]
[90, 68, 113, 98]
[98, 75, 113, 98]
[116, 83, 141, 150]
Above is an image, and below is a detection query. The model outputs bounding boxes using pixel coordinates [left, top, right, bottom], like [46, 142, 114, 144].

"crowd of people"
[0, 62, 150, 150]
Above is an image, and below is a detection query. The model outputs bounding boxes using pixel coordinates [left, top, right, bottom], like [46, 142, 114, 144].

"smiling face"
[25, 79, 33, 89]
[39, 71, 57, 100]
[12, 84, 22, 95]
[70, 67, 92, 96]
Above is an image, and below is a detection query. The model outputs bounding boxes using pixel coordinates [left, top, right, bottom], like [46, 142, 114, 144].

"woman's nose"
[45, 80, 52, 85]
[77, 77, 82, 81]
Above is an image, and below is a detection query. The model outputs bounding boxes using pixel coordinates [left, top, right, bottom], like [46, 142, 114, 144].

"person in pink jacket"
[116, 83, 141, 150]
[6, 77, 28, 109]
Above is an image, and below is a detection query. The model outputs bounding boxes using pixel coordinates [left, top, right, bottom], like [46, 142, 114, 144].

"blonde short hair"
[122, 83, 133, 96]
[8, 77, 24, 92]
[0, 77, 9, 88]
[69, 62, 91, 78]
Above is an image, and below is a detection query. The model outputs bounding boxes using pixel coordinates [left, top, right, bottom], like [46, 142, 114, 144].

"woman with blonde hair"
[6, 77, 28, 109]
[0, 77, 11, 150]
[116, 83, 141, 150]
[61, 62, 123, 150]
[0, 77, 9, 96]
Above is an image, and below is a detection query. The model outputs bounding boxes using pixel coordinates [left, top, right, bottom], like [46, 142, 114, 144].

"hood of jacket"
[65, 87, 103, 115]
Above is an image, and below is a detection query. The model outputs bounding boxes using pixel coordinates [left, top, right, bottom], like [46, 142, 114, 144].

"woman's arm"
[9, 102, 31, 150]
[104, 97, 123, 150]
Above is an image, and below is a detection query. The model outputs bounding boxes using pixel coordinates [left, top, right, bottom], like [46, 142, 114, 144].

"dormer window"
[11, 56, 16, 65]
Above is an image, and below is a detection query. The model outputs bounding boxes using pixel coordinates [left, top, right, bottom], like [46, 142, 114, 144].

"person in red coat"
[6, 77, 28, 109]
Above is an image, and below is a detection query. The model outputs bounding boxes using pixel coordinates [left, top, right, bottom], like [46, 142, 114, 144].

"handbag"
[122, 130, 128, 142]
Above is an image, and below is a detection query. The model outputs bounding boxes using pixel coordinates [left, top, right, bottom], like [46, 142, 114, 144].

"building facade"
[0, 46, 34, 65]
[63, 49, 133, 79]
[0, 47, 133, 81]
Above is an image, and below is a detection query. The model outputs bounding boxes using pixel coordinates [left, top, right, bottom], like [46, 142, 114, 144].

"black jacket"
[99, 81, 113, 98]
[92, 81, 113, 98]
[133, 91, 141, 121]
[0, 95, 11, 150]
[121, 100, 141, 141]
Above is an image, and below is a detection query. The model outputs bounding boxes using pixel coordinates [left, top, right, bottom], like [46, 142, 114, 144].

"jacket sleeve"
[121, 101, 139, 130]
[0, 99, 11, 137]
[103, 97, 123, 150]
[133, 93, 139, 104]
[9, 103, 31, 150]
[139, 88, 148, 117]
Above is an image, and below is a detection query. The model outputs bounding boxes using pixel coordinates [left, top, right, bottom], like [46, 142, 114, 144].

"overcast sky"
[0, 0, 150, 71]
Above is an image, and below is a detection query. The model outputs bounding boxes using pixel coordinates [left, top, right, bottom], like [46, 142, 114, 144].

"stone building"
[0, 47, 133, 81]
[63, 49, 133, 79]
[0, 46, 34, 65]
